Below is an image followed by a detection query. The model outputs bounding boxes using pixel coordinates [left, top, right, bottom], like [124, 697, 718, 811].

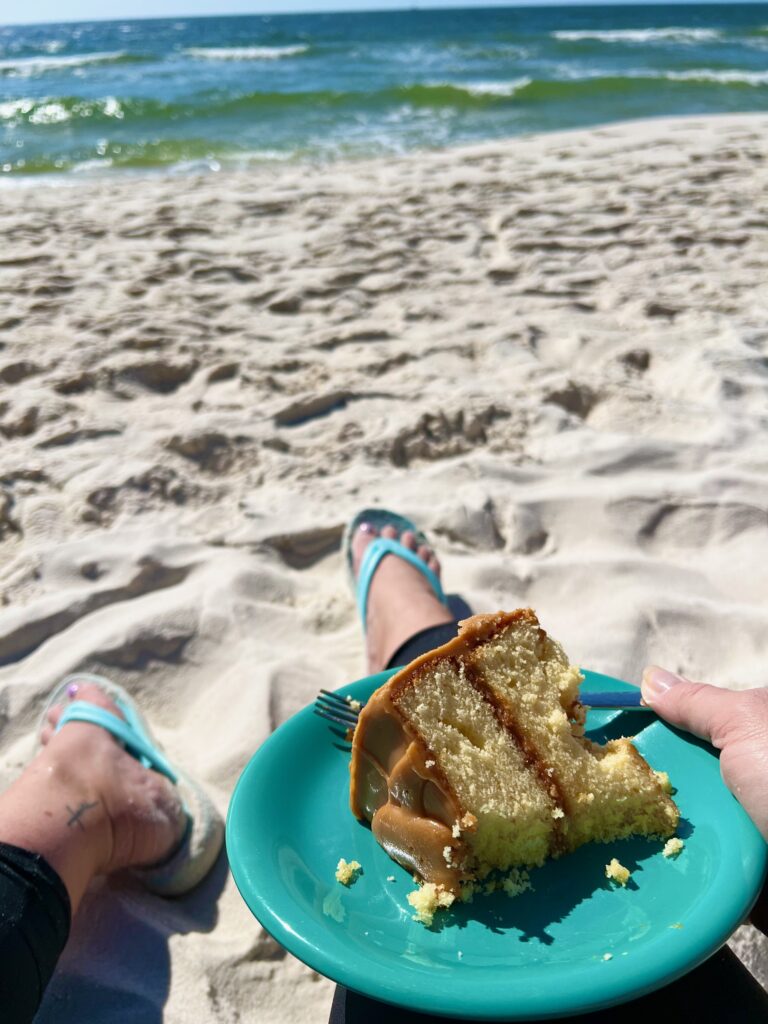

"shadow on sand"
[37, 845, 229, 1024]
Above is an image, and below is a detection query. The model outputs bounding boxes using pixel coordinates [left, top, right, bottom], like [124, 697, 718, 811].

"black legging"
[0, 843, 71, 1024]
[329, 621, 768, 1024]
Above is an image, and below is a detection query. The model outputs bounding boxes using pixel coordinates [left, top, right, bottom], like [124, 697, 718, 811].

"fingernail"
[358, 522, 374, 534]
[66, 683, 79, 699]
[642, 666, 685, 702]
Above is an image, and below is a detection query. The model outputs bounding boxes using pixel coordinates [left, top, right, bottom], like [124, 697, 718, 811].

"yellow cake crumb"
[605, 858, 631, 887]
[552, 807, 565, 819]
[670, 922, 684, 930]
[602, 953, 613, 961]
[655, 771, 673, 795]
[407, 883, 455, 926]
[442, 845, 453, 866]
[345, 696, 362, 712]
[501, 869, 531, 897]
[663, 837, 684, 858]
[458, 870, 531, 902]
[450, 813, 475, 839]
[386, 874, 395, 882]
[425, 759, 436, 768]
[335, 858, 362, 886]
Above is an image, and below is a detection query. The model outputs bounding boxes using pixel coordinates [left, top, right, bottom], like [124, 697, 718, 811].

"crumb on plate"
[605, 858, 631, 887]
[407, 883, 455, 926]
[335, 858, 362, 886]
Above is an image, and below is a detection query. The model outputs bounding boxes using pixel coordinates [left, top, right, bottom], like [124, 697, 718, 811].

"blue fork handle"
[584, 691, 650, 711]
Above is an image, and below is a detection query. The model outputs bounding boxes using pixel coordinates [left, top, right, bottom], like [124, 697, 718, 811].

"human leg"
[0, 681, 214, 1022]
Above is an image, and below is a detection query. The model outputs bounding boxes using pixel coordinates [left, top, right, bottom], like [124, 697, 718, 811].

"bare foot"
[351, 522, 454, 673]
[38, 682, 187, 877]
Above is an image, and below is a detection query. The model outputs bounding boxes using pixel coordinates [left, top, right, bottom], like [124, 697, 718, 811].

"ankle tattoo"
[66, 800, 99, 831]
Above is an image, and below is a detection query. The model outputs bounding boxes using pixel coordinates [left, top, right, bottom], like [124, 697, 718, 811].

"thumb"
[643, 666, 768, 847]
[640, 666, 747, 749]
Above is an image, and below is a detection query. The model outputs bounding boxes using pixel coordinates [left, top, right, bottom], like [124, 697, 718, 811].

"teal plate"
[227, 669, 767, 1020]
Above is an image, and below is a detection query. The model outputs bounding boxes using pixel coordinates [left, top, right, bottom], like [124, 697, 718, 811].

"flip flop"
[341, 508, 448, 631]
[39, 673, 224, 898]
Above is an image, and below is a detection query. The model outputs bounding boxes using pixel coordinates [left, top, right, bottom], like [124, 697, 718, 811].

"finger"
[641, 667, 755, 749]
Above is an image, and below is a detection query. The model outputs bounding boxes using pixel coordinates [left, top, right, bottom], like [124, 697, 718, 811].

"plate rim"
[226, 668, 768, 1020]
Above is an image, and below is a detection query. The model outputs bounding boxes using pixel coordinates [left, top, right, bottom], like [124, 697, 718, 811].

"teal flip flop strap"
[56, 701, 178, 784]
[356, 537, 446, 631]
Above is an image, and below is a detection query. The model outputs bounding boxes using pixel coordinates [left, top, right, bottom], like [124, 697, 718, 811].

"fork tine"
[314, 707, 357, 731]
[316, 691, 358, 711]
[319, 688, 360, 710]
[316, 707, 358, 727]
[317, 692, 360, 722]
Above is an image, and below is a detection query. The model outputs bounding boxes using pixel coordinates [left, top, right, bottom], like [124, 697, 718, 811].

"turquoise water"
[2, 4, 768, 177]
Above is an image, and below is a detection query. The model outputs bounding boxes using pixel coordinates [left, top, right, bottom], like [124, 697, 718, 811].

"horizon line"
[4, 0, 767, 31]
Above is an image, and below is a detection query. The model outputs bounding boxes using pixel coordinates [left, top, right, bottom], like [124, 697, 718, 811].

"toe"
[427, 556, 441, 576]
[381, 524, 398, 541]
[351, 523, 378, 575]
[45, 682, 124, 735]
[417, 544, 431, 563]
[68, 682, 118, 713]
[401, 530, 417, 551]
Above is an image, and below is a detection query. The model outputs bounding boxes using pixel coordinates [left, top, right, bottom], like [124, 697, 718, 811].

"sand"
[1, 112, 767, 1021]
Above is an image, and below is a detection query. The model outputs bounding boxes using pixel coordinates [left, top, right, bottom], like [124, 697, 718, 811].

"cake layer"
[350, 609, 679, 893]
[466, 614, 679, 849]
[393, 654, 561, 872]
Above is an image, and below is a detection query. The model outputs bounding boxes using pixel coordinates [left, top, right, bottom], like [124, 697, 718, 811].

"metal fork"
[315, 689, 364, 731]
[314, 686, 650, 730]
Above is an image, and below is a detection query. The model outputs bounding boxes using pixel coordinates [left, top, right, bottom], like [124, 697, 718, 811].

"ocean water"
[2, 4, 768, 177]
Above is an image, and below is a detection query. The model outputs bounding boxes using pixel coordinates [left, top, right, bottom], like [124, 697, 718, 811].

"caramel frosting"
[349, 611, 572, 890]
[349, 680, 470, 890]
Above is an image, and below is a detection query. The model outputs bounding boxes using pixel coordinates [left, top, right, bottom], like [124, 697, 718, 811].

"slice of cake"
[350, 610, 679, 897]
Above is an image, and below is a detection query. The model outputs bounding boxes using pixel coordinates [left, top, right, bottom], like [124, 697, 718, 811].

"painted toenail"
[66, 683, 79, 699]
[359, 522, 374, 534]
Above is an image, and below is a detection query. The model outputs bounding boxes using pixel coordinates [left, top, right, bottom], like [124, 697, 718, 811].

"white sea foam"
[183, 45, 308, 61]
[28, 101, 70, 125]
[0, 95, 126, 126]
[553, 28, 722, 45]
[459, 78, 532, 97]
[71, 157, 114, 173]
[0, 98, 33, 121]
[665, 68, 768, 86]
[0, 51, 127, 74]
[425, 78, 532, 97]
